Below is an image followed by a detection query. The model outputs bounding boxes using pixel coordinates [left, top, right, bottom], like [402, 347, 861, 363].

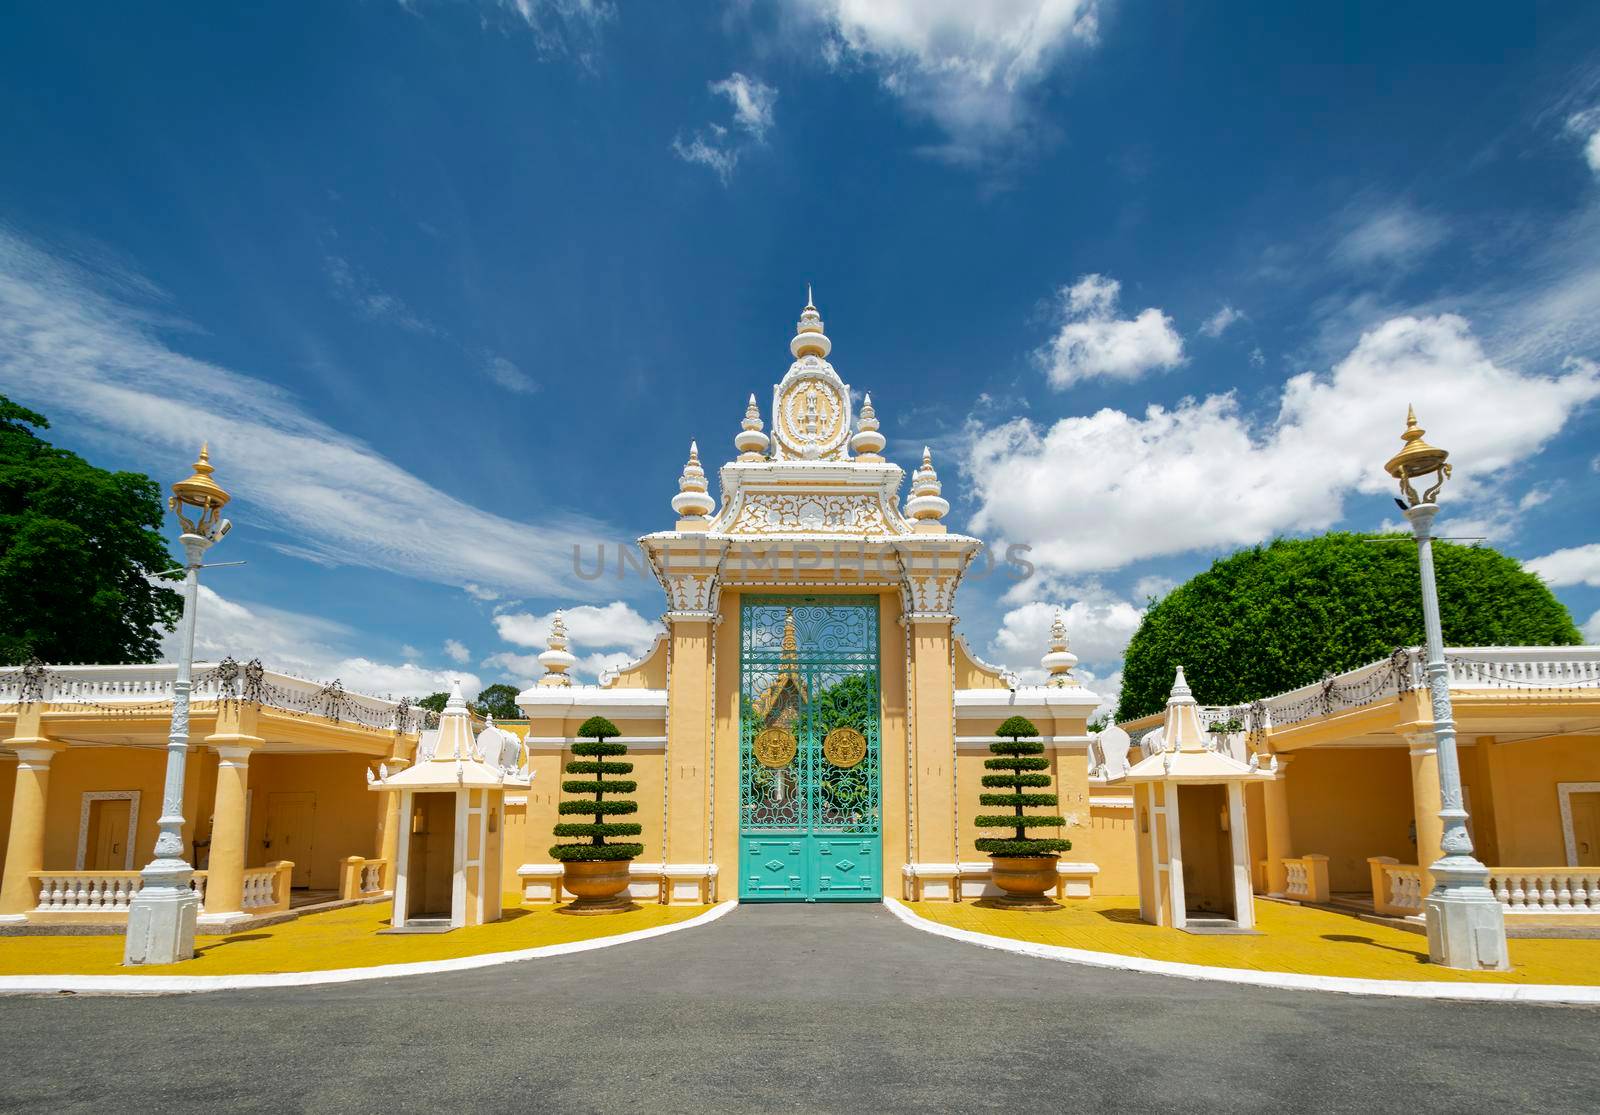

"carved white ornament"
[773, 366, 850, 461]
[724, 491, 910, 537]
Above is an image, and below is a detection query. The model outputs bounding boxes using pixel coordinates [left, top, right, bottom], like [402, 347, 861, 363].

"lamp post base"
[123, 868, 200, 966]
[1424, 858, 1509, 971]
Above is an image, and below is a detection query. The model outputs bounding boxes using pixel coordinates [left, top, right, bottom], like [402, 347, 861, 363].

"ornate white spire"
[671, 440, 716, 525]
[735, 393, 770, 461]
[1042, 608, 1079, 687]
[905, 446, 949, 532]
[791, 290, 832, 359]
[537, 610, 577, 688]
[850, 391, 886, 461]
[1163, 665, 1206, 753]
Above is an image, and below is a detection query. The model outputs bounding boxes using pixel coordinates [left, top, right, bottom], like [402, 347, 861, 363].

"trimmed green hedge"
[549, 716, 645, 862]
[973, 716, 1072, 860]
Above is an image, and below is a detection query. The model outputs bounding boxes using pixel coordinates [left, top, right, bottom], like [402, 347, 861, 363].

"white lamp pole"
[124, 445, 231, 966]
[1384, 409, 1508, 971]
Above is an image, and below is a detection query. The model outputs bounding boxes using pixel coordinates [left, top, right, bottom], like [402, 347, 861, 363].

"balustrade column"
[1260, 754, 1293, 896]
[0, 740, 65, 919]
[199, 739, 260, 924]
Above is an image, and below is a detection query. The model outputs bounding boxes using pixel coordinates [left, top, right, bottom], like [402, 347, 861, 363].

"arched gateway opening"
[739, 598, 882, 900]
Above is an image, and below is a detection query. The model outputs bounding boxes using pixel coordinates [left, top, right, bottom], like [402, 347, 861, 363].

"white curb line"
[882, 898, 1600, 1005]
[0, 900, 738, 996]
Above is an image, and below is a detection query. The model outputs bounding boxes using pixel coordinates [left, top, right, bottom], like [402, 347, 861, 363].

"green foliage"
[0, 395, 181, 664]
[578, 715, 620, 741]
[474, 683, 522, 721]
[417, 692, 448, 713]
[1116, 532, 1583, 721]
[997, 715, 1039, 740]
[549, 717, 640, 862]
[974, 717, 1070, 860]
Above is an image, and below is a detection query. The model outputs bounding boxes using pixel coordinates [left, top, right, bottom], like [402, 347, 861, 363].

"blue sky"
[2, 1, 1599, 707]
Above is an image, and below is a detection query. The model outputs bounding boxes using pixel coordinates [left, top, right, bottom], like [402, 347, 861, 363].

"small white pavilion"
[371, 681, 530, 930]
[1112, 667, 1277, 931]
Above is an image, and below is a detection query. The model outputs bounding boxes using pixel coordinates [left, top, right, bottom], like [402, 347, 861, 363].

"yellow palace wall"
[1477, 734, 1600, 865]
[1282, 748, 1416, 893]
[0, 755, 15, 868]
[41, 747, 171, 871]
[245, 753, 384, 891]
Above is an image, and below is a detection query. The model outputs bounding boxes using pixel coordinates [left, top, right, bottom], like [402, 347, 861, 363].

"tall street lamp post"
[124, 445, 232, 966]
[1384, 409, 1508, 971]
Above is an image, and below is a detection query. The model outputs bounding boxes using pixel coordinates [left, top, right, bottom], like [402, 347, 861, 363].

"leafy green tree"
[975, 715, 1071, 859]
[416, 692, 448, 713]
[1116, 533, 1582, 720]
[0, 395, 180, 664]
[474, 682, 522, 721]
[549, 716, 644, 863]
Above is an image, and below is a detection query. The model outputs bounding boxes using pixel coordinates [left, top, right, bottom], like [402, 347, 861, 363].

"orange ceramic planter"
[558, 859, 637, 915]
[988, 856, 1061, 909]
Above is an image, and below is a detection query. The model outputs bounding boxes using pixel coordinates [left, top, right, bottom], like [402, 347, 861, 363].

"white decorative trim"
[75, 791, 140, 870]
[0, 901, 740, 995]
[1089, 795, 1135, 810]
[1559, 782, 1600, 867]
[883, 898, 1600, 1004]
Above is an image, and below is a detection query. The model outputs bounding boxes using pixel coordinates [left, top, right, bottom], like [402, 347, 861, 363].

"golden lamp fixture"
[1384, 406, 1451, 508]
[170, 443, 232, 541]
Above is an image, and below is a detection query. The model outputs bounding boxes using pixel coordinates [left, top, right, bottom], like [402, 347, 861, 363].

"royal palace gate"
[739, 597, 883, 901]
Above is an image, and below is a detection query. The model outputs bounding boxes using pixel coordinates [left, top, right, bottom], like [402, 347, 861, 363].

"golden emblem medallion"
[823, 727, 868, 769]
[753, 727, 797, 769]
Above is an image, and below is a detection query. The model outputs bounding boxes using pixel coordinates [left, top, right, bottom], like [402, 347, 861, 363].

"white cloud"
[1249, 347, 1265, 367]
[1583, 609, 1600, 643]
[1525, 543, 1600, 587]
[483, 354, 538, 395]
[1133, 575, 1176, 601]
[0, 229, 611, 598]
[672, 128, 741, 184]
[1567, 108, 1600, 176]
[969, 314, 1600, 576]
[493, 600, 661, 655]
[443, 638, 471, 664]
[170, 585, 481, 699]
[791, 0, 1100, 164]
[1199, 304, 1243, 339]
[991, 590, 1143, 670]
[1035, 274, 1185, 388]
[711, 72, 778, 140]
[412, 0, 614, 63]
[480, 647, 633, 686]
[323, 254, 438, 335]
[1332, 204, 1447, 269]
[673, 73, 779, 183]
[463, 583, 501, 602]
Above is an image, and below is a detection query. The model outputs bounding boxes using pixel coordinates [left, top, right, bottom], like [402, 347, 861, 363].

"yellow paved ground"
[0, 898, 708, 977]
[908, 898, 1600, 985]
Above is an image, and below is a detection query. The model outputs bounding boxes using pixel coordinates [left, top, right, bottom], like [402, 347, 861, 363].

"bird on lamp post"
[123, 445, 232, 966]
[1384, 408, 1508, 971]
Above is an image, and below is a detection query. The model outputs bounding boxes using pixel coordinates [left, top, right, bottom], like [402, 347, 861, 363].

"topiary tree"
[975, 715, 1071, 859]
[1116, 533, 1583, 721]
[549, 716, 644, 863]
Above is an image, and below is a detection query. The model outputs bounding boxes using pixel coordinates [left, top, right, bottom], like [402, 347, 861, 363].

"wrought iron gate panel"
[739, 596, 882, 901]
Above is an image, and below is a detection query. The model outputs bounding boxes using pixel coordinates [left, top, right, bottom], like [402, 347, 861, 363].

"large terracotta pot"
[559, 858, 637, 915]
[988, 856, 1061, 909]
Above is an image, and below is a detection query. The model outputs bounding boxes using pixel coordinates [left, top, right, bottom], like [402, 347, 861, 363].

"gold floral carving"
[822, 727, 868, 769]
[753, 727, 798, 768]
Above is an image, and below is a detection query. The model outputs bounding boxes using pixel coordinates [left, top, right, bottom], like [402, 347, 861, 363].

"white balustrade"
[361, 862, 384, 894]
[1284, 861, 1309, 899]
[1384, 865, 1425, 913]
[241, 867, 281, 911]
[1490, 869, 1600, 914]
[31, 871, 143, 912]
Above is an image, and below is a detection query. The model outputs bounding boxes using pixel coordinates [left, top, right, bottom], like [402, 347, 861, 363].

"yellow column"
[376, 740, 416, 873]
[0, 740, 64, 919]
[909, 617, 956, 865]
[200, 740, 259, 921]
[665, 615, 713, 865]
[1408, 732, 1444, 886]
[1261, 755, 1293, 895]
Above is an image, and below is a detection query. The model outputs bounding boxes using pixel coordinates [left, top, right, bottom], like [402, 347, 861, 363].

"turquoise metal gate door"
[739, 596, 882, 901]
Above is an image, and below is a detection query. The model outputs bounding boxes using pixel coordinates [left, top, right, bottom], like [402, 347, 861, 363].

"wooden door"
[85, 799, 132, 870]
[1572, 792, 1600, 867]
[264, 791, 317, 887]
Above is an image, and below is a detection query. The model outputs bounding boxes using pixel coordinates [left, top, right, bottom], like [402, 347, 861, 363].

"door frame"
[738, 594, 883, 901]
[1559, 782, 1600, 866]
[76, 791, 140, 870]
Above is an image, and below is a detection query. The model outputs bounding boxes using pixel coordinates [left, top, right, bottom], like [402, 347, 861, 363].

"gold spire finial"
[1384, 406, 1451, 506]
[170, 442, 230, 536]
